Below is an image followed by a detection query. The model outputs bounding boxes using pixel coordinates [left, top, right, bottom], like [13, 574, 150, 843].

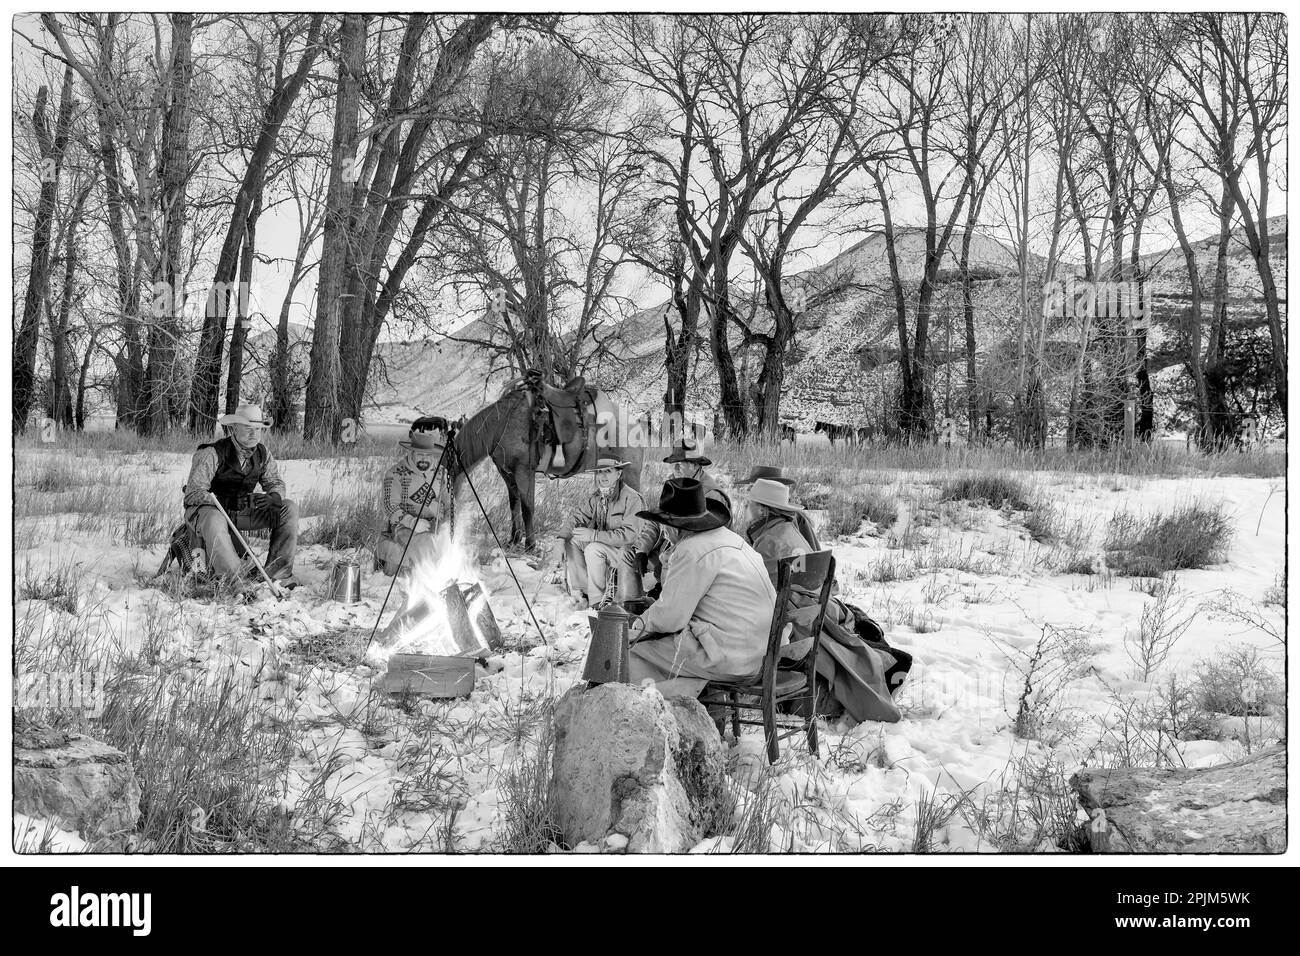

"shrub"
[1105, 503, 1233, 576]
[1124, 575, 1194, 681]
[1193, 644, 1282, 717]
[17, 558, 82, 614]
[940, 472, 1033, 511]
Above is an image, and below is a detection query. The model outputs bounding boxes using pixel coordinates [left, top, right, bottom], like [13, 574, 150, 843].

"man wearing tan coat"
[628, 478, 776, 698]
[558, 457, 646, 607]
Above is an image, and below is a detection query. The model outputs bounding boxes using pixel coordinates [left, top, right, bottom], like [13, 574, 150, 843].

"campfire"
[372, 527, 502, 662]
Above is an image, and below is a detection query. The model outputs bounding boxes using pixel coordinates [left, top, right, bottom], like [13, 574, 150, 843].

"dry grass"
[940, 472, 1034, 511]
[705, 437, 1283, 480]
[1105, 503, 1233, 576]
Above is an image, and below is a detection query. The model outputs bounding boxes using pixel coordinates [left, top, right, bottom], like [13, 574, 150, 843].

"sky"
[11, 12, 1287, 354]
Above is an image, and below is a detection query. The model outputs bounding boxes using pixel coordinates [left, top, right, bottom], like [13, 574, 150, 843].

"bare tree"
[15, 67, 76, 432]
[188, 14, 324, 433]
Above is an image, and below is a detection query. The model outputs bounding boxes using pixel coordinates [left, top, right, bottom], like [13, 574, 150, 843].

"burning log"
[440, 582, 490, 658]
[377, 579, 499, 658]
[462, 582, 503, 652]
[379, 654, 474, 699]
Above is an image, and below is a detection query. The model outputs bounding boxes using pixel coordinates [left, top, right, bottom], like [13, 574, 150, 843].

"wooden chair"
[699, 550, 836, 764]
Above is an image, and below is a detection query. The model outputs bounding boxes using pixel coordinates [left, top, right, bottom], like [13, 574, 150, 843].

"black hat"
[636, 478, 731, 532]
[663, 436, 712, 466]
[739, 464, 795, 487]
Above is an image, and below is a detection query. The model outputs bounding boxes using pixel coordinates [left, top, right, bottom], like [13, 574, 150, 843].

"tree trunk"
[960, 207, 979, 443]
[268, 235, 312, 434]
[874, 171, 912, 446]
[663, 288, 698, 424]
[15, 70, 75, 432]
[74, 328, 98, 431]
[303, 13, 367, 443]
[188, 14, 324, 434]
[709, 291, 748, 440]
[1226, 178, 1286, 420]
[224, 196, 260, 415]
[48, 182, 92, 428]
[141, 13, 193, 437]
[1196, 181, 1236, 449]
[92, 17, 145, 429]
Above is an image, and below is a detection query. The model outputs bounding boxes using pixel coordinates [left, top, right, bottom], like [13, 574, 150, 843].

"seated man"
[743, 477, 911, 722]
[558, 457, 645, 607]
[183, 403, 298, 589]
[633, 439, 730, 595]
[628, 478, 776, 698]
[738, 463, 795, 488]
[376, 422, 451, 576]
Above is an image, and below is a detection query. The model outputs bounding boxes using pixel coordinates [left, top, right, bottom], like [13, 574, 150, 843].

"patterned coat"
[381, 455, 449, 533]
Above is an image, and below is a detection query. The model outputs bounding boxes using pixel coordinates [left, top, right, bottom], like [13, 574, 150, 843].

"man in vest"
[632, 438, 731, 596]
[375, 419, 451, 576]
[558, 457, 645, 608]
[183, 404, 298, 589]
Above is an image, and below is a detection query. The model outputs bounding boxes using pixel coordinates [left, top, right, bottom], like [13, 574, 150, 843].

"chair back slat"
[761, 550, 836, 677]
[785, 549, 834, 591]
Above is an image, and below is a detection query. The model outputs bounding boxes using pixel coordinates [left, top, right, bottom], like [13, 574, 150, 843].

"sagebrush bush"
[1193, 644, 1282, 717]
[1105, 503, 1233, 576]
[822, 489, 898, 538]
[940, 472, 1033, 511]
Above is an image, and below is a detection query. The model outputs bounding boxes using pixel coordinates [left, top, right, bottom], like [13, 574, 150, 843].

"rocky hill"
[243, 216, 1284, 431]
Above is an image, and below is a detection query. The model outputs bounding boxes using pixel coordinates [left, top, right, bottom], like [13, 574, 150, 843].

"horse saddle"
[514, 371, 594, 476]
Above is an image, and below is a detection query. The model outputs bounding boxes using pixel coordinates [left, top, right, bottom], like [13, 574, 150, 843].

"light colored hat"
[747, 477, 804, 513]
[218, 403, 273, 429]
[400, 429, 446, 452]
[588, 456, 631, 473]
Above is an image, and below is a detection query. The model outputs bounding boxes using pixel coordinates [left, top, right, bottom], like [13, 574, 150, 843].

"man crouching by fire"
[375, 417, 452, 576]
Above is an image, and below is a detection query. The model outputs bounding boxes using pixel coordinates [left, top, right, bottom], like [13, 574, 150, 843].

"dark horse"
[451, 372, 645, 549]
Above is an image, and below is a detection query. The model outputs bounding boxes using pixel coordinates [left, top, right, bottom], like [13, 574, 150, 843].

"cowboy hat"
[747, 477, 804, 513]
[663, 438, 712, 466]
[587, 456, 631, 472]
[739, 464, 795, 487]
[636, 478, 731, 532]
[400, 429, 446, 452]
[218, 403, 273, 429]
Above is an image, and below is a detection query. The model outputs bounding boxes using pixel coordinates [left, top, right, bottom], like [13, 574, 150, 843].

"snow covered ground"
[11, 445, 1286, 853]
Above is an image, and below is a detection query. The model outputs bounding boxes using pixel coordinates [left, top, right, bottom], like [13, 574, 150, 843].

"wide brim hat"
[587, 456, 631, 472]
[218, 404, 273, 429]
[400, 429, 447, 452]
[747, 477, 804, 513]
[663, 439, 712, 466]
[636, 477, 731, 532]
[739, 464, 795, 487]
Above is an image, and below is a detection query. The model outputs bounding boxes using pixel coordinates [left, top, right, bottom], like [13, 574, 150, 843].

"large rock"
[550, 683, 731, 852]
[14, 730, 141, 848]
[1071, 746, 1285, 853]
